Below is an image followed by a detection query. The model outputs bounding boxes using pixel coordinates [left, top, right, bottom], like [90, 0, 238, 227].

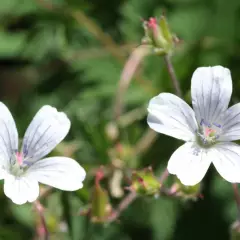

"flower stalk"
[233, 184, 240, 221]
[34, 201, 49, 240]
[107, 192, 137, 223]
[163, 54, 182, 97]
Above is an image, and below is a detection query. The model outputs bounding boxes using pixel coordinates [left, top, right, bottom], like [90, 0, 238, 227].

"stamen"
[206, 121, 211, 128]
[22, 160, 32, 167]
[213, 123, 221, 128]
[23, 144, 28, 157]
[198, 118, 222, 146]
[200, 119, 211, 128]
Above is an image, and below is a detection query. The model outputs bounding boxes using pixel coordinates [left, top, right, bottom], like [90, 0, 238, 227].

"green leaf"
[0, 32, 26, 57]
[10, 203, 35, 228]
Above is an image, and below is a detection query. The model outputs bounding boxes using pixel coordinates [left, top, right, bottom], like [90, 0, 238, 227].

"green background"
[0, 0, 239, 239]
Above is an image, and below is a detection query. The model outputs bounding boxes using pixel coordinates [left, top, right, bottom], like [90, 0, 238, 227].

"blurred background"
[0, 0, 239, 239]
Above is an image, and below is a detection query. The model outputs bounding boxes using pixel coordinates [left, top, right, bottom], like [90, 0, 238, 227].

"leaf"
[168, 7, 210, 41]
[150, 198, 178, 240]
[10, 203, 35, 228]
[0, 32, 26, 57]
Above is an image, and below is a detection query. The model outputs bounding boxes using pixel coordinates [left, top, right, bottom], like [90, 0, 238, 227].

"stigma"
[16, 152, 23, 165]
[197, 119, 222, 146]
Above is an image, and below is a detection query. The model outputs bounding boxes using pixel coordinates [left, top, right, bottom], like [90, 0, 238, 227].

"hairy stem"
[164, 55, 182, 97]
[34, 201, 49, 240]
[232, 183, 240, 220]
[159, 168, 169, 184]
[134, 129, 158, 156]
[109, 53, 183, 222]
[108, 192, 137, 222]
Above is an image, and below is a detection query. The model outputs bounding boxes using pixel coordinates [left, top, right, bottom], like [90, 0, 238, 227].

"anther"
[213, 123, 221, 128]
[23, 144, 28, 157]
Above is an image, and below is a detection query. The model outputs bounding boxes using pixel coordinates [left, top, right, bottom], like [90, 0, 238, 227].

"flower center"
[197, 119, 222, 147]
[9, 152, 26, 177]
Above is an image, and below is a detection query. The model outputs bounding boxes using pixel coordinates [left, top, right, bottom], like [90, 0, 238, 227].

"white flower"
[147, 66, 240, 186]
[0, 104, 86, 204]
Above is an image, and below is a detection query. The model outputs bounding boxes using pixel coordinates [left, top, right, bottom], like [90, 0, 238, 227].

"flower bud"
[129, 167, 161, 196]
[142, 16, 175, 55]
[105, 122, 119, 142]
[172, 179, 202, 201]
[91, 169, 111, 223]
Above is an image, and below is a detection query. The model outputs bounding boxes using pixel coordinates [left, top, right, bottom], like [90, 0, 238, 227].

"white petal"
[191, 66, 232, 125]
[219, 103, 240, 141]
[26, 157, 86, 191]
[212, 142, 240, 183]
[147, 93, 198, 141]
[167, 142, 211, 186]
[4, 174, 39, 205]
[0, 102, 18, 167]
[21, 106, 70, 163]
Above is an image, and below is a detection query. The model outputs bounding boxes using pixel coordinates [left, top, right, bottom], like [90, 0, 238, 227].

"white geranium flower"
[0, 104, 86, 204]
[147, 66, 240, 186]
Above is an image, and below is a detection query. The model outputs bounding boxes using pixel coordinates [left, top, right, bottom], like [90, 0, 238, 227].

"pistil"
[197, 118, 222, 146]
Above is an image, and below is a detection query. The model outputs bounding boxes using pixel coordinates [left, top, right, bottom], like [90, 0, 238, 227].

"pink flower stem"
[232, 183, 240, 220]
[159, 168, 169, 184]
[107, 192, 137, 223]
[108, 48, 182, 224]
[163, 54, 182, 97]
[34, 201, 49, 240]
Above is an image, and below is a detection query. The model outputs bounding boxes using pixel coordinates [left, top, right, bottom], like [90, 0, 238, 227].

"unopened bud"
[91, 169, 111, 223]
[173, 179, 201, 201]
[129, 167, 161, 196]
[105, 122, 119, 141]
[142, 16, 175, 55]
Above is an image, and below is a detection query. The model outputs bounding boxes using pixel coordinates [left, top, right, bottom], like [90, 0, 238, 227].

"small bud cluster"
[142, 16, 177, 56]
[171, 179, 202, 201]
[80, 169, 112, 223]
[127, 167, 161, 196]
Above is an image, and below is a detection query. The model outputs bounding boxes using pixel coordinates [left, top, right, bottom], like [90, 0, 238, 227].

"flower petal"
[0, 102, 18, 167]
[191, 66, 232, 125]
[21, 106, 70, 163]
[4, 174, 39, 205]
[26, 157, 86, 191]
[212, 142, 240, 183]
[218, 103, 240, 141]
[147, 93, 198, 141]
[167, 142, 212, 186]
